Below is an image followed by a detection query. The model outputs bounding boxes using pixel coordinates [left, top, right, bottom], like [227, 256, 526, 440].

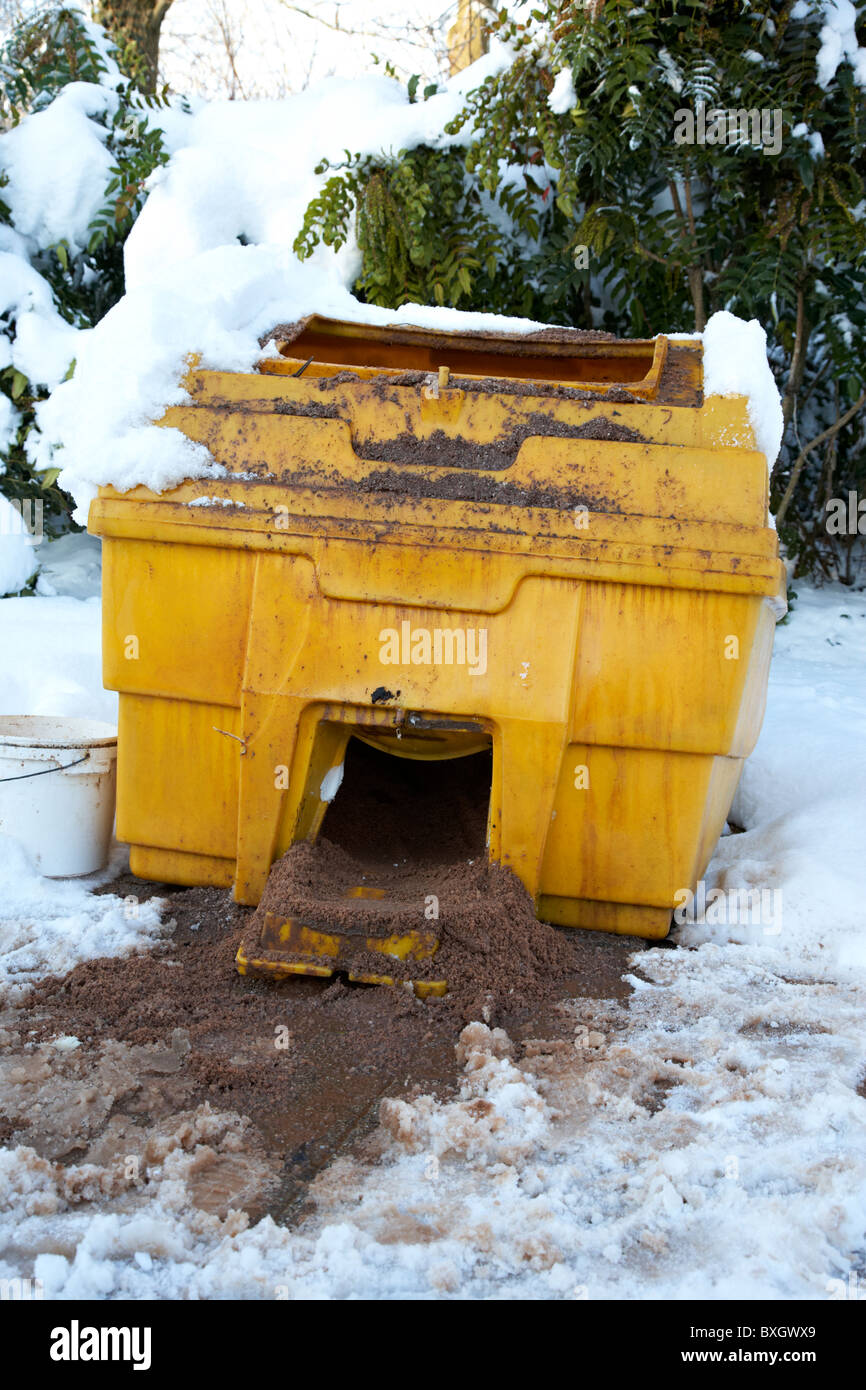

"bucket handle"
[0, 754, 88, 783]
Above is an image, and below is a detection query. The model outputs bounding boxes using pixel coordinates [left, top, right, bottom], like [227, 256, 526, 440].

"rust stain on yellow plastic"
[89, 315, 786, 944]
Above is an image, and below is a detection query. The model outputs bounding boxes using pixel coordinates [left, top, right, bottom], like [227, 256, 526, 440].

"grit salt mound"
[250, 735, 580, 1021]
[254, 838, 578, 1024]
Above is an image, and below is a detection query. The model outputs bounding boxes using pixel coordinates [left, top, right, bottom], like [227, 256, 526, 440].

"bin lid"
[90, 315, 783, 604]
[259, 315, 698, 405]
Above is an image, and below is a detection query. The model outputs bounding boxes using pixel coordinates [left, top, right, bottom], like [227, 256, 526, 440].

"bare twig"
[159, 0, 449, 99]
[274, 1, 445, 53]
[775, 387, 866, 528]
[775, 283, 809, 474]
[210, 0, 246, 99]
[668, 174, 705, 331]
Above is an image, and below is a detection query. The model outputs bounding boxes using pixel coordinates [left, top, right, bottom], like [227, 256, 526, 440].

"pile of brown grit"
[21, 739, 647, 1220]
[250, 835, 578, 1023]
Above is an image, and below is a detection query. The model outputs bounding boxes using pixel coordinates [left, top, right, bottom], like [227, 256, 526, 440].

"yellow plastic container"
[89, 316, 786, 938]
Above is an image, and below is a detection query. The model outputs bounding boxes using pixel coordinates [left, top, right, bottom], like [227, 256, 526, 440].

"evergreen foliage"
[297, 1, 866, 580]
[0, 5, 172, 538]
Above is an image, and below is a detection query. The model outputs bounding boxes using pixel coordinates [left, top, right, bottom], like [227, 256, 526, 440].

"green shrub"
[0, 5, 173, 538]
[297, 1, 866, 580]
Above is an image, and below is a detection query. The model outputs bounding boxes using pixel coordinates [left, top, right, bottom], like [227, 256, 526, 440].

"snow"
[0, 29, 192, 407]
[548, 67, 577, 114]
[792, 122, 826, 159]
[0, 252, 82, 392]
[0, 582, 864, 1298]
[35, 244, 562, 521]
[0, 592, 115, 723]
[0, 836, 168, 1005]
[0, 84, 115, 257]
[4, 44, 783, 517]
[122, 59, 510, 293]
[34, 533, 103, 602]
[12, 309, 81, 393]
[0, 250, 80, 389]
[188, 495, 245, 507]
[320, 763, 345, 803]
[724, 590, 866, 966]
[0, 495, 37, 595]
[21, 43, 558, 520]
[0, 542, 162, 1000]
[700, 311, 785, 469]
[0, 249, 56, 320]
[657, 47, 683, 94]
[0, 395, 16, 454]
[816, 0, 866, 88]
[0, 15, 192, 261]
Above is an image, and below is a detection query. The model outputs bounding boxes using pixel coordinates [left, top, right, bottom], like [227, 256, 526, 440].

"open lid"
[260, 314, 700, 404]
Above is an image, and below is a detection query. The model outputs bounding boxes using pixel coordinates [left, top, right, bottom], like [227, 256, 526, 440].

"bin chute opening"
[321, 734, 492, 869]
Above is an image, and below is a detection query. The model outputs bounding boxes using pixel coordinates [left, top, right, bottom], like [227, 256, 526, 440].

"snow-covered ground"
[0, 575, 863, 1299]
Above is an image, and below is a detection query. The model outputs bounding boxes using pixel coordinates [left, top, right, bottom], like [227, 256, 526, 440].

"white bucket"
[0, 716, 118, 877]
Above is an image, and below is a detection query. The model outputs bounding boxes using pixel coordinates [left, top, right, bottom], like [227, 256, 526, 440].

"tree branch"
[273, 2, 442, 50]
[775, 388, 866, 528]
[668, 174, 705, 331]
[776, 282, 809, 466]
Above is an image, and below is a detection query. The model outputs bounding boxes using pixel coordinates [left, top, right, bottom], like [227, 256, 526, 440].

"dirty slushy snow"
[0, 585, 864, 1299]
[0, 838, 168, 1005]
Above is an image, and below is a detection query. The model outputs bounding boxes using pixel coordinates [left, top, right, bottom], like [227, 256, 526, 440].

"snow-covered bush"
[0, 4, 174, 548]
[297, 0, 866, 580]
[2, 2, 861, 581]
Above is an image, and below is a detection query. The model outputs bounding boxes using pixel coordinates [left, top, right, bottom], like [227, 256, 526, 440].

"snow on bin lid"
[684, 311, 784, 469]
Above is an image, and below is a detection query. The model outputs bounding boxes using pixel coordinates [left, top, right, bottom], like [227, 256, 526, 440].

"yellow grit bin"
[89, 316, 786, 941]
